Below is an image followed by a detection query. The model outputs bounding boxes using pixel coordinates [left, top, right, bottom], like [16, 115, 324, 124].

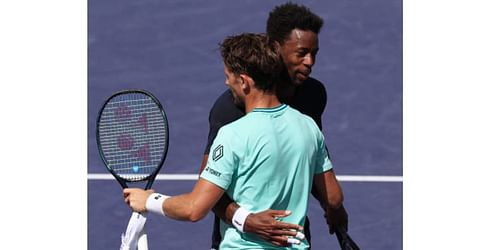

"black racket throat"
[112, 172, 157, 190]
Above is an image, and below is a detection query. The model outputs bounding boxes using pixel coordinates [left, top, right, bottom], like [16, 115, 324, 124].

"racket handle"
[137, 229, 148, 250]
[120, 212, 148, 250]
[335, 226, 360, 250]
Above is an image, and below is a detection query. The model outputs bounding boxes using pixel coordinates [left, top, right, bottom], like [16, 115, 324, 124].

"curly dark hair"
[266, 2, 324, 44]
[219, 33, 284, 92]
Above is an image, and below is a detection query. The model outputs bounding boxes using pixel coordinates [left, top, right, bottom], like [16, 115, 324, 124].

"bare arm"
[314, 169, 343, 207]
[313, 169, 349, 233]
[163, 179, 225, 221]
[198, 154, 209, 174]
[124, 179, 225, 222]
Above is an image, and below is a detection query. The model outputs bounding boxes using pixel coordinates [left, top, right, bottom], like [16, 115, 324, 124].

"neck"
[244, 90, 281, 113]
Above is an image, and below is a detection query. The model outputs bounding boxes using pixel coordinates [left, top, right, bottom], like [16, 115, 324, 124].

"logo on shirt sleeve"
[212, 144, 224, 161]
[204, 166, 221, 177]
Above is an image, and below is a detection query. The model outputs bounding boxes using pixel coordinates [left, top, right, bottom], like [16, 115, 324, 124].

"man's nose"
[303, 54, 315, 67]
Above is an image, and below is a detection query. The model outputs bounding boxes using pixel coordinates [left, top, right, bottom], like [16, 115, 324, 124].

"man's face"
[278, 29, 319, 86]
[223, 65, 244, 107]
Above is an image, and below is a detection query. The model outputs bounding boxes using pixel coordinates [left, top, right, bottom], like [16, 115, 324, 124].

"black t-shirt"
[204, 77, 327, 154]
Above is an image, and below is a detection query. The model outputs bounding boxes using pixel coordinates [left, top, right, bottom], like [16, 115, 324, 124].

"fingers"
[268, 209, 291, 217]
[270, 241, 287, 247]
[295, 231, 305, 240]
[268, 235, 290, 246]
[123, 188, 155, 192]
[248, 209, 306, 246]
[123, 188, 131, 197]
[123, 188, 155, 198]
[267, 229, 300, 237]
[273, 221, 303, 232]
[267, 234, 303, 246]
[287, 238, 301, 244]
[122, 188, 154, 213]
[265, 228, 305, 246]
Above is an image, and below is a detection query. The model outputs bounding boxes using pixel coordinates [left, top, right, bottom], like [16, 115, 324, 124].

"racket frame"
[96, 89, 169, 189]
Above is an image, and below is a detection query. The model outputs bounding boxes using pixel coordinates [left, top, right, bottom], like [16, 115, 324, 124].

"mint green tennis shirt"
[200, 104, 332, 249]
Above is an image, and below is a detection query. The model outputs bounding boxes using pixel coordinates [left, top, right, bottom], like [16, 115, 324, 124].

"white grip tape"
[145, 193, 169, 216]
[232, 207, 251, 232]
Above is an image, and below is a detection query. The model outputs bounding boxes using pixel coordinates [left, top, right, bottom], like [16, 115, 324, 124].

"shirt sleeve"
[200, 127, 238, 190]
[315, 132, 333, 174]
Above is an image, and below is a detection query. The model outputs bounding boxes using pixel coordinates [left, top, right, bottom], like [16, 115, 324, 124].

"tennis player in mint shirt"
[201, 103, 333, 249]
[123, 33, 344, 249]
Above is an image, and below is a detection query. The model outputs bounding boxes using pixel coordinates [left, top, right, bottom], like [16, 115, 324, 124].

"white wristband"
[145, 193, 170, 216]
[232, 207, 251, 232]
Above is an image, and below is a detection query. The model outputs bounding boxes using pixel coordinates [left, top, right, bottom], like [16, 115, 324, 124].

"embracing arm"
[199, 154, 302, 246]
[314, 169, 343, 208]
[313, 169, 349, 233]
[307, 79, 349, 232]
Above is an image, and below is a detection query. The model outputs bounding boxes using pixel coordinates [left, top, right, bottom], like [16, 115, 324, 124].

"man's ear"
[240, 74, 253, 93]
[273, 40, 281, 51]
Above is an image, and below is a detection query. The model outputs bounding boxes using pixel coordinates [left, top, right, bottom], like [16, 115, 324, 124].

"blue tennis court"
[88, 0, 402, 249]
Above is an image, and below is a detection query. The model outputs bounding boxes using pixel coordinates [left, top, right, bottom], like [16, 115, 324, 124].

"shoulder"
[301, 77, 327, 97]
[289, 106, 318, 126]
[215, 124, 236, 139]
[286, 106, 324, 139]
[209, 89, 245, 124]
[304, 77, 325, 86]
[211, 90, 236, 113]
[289, 77, 328, 129]
[213, 122, 245, 154]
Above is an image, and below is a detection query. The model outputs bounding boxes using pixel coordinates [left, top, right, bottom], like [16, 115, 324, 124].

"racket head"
[96, 89, 169, 189]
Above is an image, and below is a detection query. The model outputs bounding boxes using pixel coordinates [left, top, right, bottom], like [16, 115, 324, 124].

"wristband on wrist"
[232, 207, 251, 232]
[145, 193, 170, 216]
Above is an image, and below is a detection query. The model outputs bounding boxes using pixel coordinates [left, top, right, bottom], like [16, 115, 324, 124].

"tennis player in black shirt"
[200, 3, 349, 249]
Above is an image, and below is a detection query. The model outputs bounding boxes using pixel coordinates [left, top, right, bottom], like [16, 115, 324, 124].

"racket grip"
[121, 212, 148, 250]
[136, 212, 148, 250]
[335, 226, 360, 250]
[137, 229, 148, 250]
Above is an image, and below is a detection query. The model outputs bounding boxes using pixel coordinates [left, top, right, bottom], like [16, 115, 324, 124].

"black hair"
[266, 2, 324, 44]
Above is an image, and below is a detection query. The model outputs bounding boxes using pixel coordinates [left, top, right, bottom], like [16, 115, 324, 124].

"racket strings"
[98, 131, 166, 144]
[98, 92, 168, 181]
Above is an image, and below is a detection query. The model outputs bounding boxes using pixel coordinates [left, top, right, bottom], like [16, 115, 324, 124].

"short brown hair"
[219, 33, 284, 92]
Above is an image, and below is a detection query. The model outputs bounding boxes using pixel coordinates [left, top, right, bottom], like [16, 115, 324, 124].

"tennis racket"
[96, 89, 169, 250]
[335, 226, 360, 250]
